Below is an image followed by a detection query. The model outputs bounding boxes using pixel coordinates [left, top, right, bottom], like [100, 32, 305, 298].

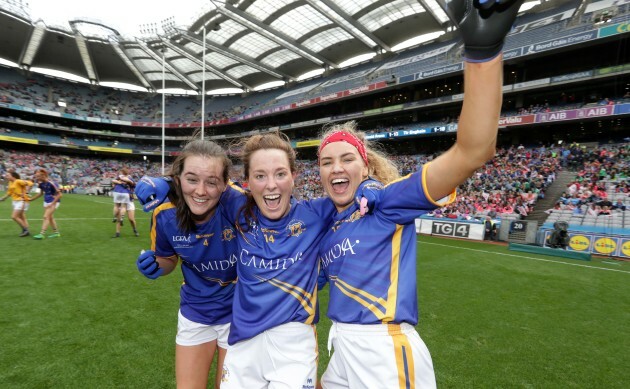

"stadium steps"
[525, 169, 576, 224]
[507, 230, 528, 244]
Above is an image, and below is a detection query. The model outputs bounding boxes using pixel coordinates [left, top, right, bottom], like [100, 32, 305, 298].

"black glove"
[445, 0, 523, 62]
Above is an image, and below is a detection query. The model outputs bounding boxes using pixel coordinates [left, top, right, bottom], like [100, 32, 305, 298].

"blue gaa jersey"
[39, 180, 60, 203]
[220, 185, 336, 344]
[319, 165, 455, 325]
[150, 201, 239, 325]
[113, 175, 133, 194]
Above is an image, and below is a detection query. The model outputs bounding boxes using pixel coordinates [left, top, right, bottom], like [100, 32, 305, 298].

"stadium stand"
[1, 0, 629, 258]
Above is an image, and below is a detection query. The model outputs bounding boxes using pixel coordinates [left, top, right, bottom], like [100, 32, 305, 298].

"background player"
[110, 167, 138, 237]
[29, 168, 62, 239]
[125, 191, 140, 237]
[0, 170, 33, 237]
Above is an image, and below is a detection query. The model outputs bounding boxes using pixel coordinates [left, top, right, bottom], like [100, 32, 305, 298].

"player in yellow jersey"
[0, 170, 34, 236]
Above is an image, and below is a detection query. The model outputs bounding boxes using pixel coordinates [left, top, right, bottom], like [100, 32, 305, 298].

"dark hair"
[232, 132, 296, 229]
[168, 139, 231, 233]
[10, 171, 20, 179]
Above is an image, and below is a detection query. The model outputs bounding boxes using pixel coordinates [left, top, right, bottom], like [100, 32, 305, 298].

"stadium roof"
[0, 0, 568, 94]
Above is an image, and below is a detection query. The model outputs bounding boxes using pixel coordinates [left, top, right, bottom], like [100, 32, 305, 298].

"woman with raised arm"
[316, 1, 522, 387]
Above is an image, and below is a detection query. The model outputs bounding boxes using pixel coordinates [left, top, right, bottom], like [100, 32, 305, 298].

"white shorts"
[127, 201, 135, 211]
[176, 310, 230, 348]
[221, 322, 318, 389]
[12, 201, 29, 211]
[113, 192, 130, 204]
[44, 202, 60, 209]
[321, 322, 436, 389]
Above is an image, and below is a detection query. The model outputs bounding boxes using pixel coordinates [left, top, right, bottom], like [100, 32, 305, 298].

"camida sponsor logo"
[569, 235, 590, 251]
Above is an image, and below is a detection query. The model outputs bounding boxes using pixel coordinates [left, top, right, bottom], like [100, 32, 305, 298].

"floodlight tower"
[160, 45, 166, 175]
[161, 17, 176, 175]
[139, 19, 173, 175]
[201, 22, 206, 140]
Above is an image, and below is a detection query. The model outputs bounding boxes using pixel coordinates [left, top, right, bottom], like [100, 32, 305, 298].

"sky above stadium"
[28, 0, 210, 37]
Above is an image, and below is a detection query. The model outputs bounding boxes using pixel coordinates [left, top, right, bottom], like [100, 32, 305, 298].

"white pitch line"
[420, 241, 630, 274]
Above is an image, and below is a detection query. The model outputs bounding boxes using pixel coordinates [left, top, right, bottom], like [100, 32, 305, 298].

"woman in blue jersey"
[318, 123, 440, 388]
[135, 139, 239, 389]
[219, 132, 337, 389]
[29, 168, 62, 239]
[316, 1, 520, 386]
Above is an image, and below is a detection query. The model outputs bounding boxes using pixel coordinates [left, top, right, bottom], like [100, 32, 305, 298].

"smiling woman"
[313, 0, 523, 385]
[177, 154, 227, 224]
[247, 146, 296, 220]
[215, 132, 337, 388]
[135, 138, 238, 389]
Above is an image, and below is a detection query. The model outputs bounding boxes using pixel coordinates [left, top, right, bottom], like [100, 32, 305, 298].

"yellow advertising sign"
[296, 139, 321, 148]
[593, 237, 616, 255]
[0, 135, 38, 144]
[569, 235, 590, 251]
[88, 146, 132, 154]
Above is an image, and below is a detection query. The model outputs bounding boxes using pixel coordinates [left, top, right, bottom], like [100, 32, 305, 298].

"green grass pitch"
[1, 194, 629, 388]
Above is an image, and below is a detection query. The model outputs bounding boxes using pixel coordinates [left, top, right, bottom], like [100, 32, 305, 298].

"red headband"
[318, 131, 368, 166]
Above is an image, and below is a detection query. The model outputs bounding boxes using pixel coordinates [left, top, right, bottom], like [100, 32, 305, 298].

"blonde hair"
[320, 121, 400, 185]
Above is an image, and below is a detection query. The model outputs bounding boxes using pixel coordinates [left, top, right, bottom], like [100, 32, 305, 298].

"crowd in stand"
[427, 144, 562, 220]
[1, 143, 627, 224]
[544, 143, 628, 218]
[0, 74, 259, 123]
[3, 64, 630, 127]
[0, 148, 161, 193]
